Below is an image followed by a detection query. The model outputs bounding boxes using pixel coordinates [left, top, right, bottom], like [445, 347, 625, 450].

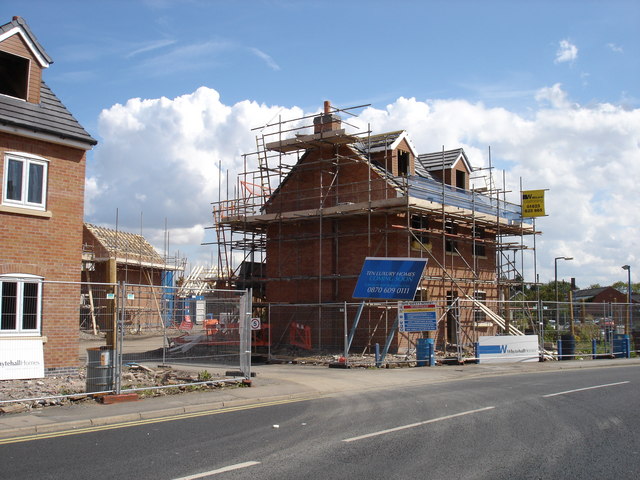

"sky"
[4, 0, 639, 288]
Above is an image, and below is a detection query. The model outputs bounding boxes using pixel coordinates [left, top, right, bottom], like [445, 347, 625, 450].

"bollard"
[623, 335, 630, 358]
[557, 338, 563, 360]
[592, 339, 597, 360]
[474, 342, 480, 364]
[375, 343, 381, 368]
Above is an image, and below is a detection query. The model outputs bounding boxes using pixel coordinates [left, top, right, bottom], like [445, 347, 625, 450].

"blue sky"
[12, 0, 638, 126]
[4, 0, 639, 287]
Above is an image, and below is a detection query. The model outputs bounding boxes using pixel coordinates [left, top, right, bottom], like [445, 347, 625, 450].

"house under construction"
[207, 101, 540, 355]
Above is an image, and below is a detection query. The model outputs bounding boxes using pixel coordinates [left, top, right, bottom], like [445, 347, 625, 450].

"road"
[1, 365, 638, 479]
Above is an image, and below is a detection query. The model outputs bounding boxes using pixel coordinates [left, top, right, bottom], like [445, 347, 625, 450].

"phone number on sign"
[366, 286, 411, 295]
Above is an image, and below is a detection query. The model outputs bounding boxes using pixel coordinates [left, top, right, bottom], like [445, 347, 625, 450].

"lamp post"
[622, 265, 631, 335]
[555, 256, 573, 325]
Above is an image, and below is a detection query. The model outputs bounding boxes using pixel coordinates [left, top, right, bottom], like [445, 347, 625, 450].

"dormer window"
[0, 50, 29, 100]
[456, 170, 466, 189]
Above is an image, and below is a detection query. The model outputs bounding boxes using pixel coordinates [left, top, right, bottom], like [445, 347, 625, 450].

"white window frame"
[2, 152, 49, 211]
[0, 274, 43, 335]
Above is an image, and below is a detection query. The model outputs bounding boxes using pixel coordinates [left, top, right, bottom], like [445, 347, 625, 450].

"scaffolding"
[205, 102, 541, 356]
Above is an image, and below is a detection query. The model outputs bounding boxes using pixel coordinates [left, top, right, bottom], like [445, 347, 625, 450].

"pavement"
[1, 357, 639, 441]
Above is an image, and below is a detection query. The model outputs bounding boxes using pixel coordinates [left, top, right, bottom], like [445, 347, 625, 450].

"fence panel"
[262, 299, 639, 365]
[115, 284, 251, 394]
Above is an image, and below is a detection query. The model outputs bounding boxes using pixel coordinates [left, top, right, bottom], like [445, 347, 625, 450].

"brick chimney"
[313, 100, 341, 134]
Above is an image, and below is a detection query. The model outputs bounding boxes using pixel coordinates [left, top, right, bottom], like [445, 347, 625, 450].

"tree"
[613, 280, 640, 295]
[522, 280, 577, 302]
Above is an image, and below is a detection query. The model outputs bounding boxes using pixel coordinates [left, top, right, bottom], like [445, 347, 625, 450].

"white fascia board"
[451, 152, 473, 173]
[0, 26, 50, 68]
[0, 124, 94, 151]
[388, 131, 419, 157]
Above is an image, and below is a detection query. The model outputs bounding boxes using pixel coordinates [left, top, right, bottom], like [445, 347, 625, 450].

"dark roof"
[416, 148, 472, 175]
[0, 82, 97, 146]
[572, 286, 626, 301]
[353, 130, 418, 157]
[573, 287, 609, 298]
[356, 130, 404, 152]
[0, 16, 52, 65]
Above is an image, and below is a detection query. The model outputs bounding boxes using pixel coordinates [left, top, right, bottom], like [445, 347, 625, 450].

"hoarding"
[352, 257, 428, 300]
[477, 335, 539, 363]
[0, 338, 45, 380]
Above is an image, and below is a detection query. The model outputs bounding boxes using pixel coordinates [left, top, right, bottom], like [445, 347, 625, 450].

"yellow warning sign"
[522, 190, 546, 217]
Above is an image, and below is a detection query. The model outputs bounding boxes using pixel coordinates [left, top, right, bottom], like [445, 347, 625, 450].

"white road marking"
[543, 381, 630, 398]
[342, 406, 495, 443]
[172, 461, 261, 479]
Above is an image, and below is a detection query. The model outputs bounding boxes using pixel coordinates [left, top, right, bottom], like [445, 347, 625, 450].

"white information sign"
[477, 335, 539, 363]
[0, 338, 45, 380]
[250, 318, 261, 330]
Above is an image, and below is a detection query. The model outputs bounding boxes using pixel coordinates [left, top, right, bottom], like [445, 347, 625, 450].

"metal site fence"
[258, 299, 639, 365]
[87, 283, 252, 396]
[0, 280, 251, 406]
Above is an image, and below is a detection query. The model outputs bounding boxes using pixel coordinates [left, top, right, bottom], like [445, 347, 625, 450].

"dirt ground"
[0, 362, 235, 415]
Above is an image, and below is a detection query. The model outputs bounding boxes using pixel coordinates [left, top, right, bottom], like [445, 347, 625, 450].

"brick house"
[220, 102, 534, 352]
[573, 287, 627, 304]
[0, 17, 97, 379]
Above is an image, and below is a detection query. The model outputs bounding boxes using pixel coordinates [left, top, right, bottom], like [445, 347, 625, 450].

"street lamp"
[555, 256, 573, 325]
[622, 265, 631, 335]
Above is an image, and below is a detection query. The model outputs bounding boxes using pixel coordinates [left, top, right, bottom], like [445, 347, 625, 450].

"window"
[456, 170, 466, 189]
[0, 50, 30, 100]
[2, 152, 48, 211]
[445, 220, 458, 253]
[473, 226, 486, 257]
[0, 275, 42, 335]
[474, 291, 487, 324]
[411, 215, 429, 242]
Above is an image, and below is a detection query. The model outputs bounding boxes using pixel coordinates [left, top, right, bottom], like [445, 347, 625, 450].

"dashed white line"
[172, 461, 261, 479]
[543, 381, 630, 398]
[342, 406, 495, 443]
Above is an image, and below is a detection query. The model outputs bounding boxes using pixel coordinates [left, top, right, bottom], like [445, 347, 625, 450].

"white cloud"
[86, 87, 304, 261]
[555, 39, 578, 64]
[535, 83, 572, 109]
[607, 43, 623, 53]
[125, 38, 177, 59]
[86, 86, 640, 287]
[248, 47, 281, 71]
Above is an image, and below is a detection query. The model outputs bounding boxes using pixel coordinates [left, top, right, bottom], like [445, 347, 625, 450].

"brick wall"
[0, 131, 87, 373]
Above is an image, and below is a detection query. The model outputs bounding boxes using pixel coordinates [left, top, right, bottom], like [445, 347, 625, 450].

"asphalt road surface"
[1, 365, 638, 479]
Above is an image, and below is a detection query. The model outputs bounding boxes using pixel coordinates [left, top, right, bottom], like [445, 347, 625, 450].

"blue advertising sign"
[353, 257, 428, 300]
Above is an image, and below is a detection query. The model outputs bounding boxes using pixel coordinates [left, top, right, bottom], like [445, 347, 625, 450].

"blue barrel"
[560, 334, 575, 360]
[416, 338, 429, 367]
[613, 334, 630, 358]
